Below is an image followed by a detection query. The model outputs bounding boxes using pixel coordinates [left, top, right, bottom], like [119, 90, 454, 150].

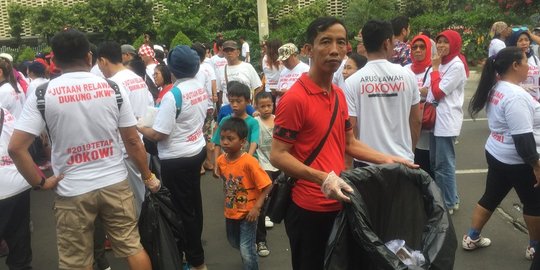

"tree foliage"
[344, 0, 397, 34]
[170, 31, 193, 49]
[6, 4, 29, 42]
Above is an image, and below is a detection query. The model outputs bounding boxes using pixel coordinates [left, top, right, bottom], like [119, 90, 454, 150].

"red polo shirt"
[274, 73, 352, 212]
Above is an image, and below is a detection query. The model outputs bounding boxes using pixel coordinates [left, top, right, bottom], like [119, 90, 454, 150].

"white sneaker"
[448, 209, 454, 215]
[462, 235, 491, 250]
[454, 203, 460, 211]
[526, 246, 535, 260]
[265, 216, 274, 228]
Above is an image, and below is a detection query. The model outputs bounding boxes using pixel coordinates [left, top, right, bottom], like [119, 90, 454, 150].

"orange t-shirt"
[217, 153, 272, 220]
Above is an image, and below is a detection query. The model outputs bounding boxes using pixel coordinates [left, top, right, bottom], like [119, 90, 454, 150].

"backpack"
[35, 79, 123, 139]
[156, 85, 182, 118]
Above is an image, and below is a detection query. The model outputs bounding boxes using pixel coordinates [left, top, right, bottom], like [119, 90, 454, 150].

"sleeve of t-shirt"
[248, 65, 263, 90]
[118, 88, 137, 127]
[218, 105, 232, 123]
[248, 157, 272, 190]
[406, 69, 421, 105]
[247, 105, 255, 116]
[212, 116, 229, 145]
[14, 92, 45, 136]
[505, 94, 535, 135]
[273, 91, 304, 144]
[492, 42, 505, 56]
[439, 61, 466, 95]
[344, 77, 357, 117]
[248, 117, 260, 144]
[152, 92, 176, 135]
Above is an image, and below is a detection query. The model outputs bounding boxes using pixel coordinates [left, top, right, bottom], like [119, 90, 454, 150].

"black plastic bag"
[139, 187, 185, 270]
[266, 172, 294, 223]
[325, 164, 457, 270]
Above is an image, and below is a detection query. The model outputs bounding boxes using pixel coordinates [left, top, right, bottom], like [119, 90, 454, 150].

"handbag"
[266, 85, 340, 223]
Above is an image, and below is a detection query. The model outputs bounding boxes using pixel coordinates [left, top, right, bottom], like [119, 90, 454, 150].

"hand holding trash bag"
[321, 171, 354, 202]
[144, 173, 161, 193]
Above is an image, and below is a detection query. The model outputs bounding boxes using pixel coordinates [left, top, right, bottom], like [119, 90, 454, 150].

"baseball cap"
[121, 44, 136, 55]
[0, 53, 13, 62]
[277, 43, 298, 61]
[153, 44, 164, 52]
[223, 40, 238, 50]
[534, 26, 540, 32]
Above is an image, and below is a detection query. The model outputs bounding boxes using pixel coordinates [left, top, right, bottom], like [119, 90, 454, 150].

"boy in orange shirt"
[215, 117, 272, 270]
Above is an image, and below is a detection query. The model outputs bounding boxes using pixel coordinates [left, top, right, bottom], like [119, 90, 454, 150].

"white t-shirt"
[276, 61, 310, 104]
[242, 42, 250, 60]
[522, 55, 540, 100]
[110, 69, 152, 119]
[485, 81, 540, 164]
[433, 56, 466, 137]
[15, 72, 137, 197]
[211, 54, 228, 94]
[223, 62, 262, 103]
[195, 62, 217, 109]
[27, 77, 49, 100]
[262, 55, 282, 92]
[333, 57, 347, 90]
[0, 82, 24, 118]
[405, 64, 433, 150]
[0, 109, 31, 200]
[346, 59, 420, 162]
[153, 78, 208, 160]
[146, 63, 157, 83]
[91, 64, 105, 78]
[488, 38, 506, 57]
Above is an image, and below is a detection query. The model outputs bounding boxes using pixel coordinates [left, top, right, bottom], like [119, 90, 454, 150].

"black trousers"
[0, 190, 32, 270]
[161, 148, 206, 267]
[414, 148, 433, 178]
[284, 201, 339, 270]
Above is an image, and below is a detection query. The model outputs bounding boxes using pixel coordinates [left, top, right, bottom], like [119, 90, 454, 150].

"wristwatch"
[33, 176, 46, 190]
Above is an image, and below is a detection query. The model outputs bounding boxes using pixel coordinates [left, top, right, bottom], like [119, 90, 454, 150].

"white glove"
[320, 171, 354, 202]
[144, 173, 161, 193]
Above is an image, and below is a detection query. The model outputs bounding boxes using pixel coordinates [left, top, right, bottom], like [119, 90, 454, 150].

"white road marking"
[456, 169, 488, 174]
[463, 118, 487, 122]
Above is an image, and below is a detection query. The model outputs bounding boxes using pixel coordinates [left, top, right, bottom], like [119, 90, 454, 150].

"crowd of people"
[1, 13, 540, 270]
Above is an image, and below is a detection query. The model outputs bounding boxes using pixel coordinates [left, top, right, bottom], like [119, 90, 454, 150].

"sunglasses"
[411, 45, 426, 50]
[512, 26, 528, 31]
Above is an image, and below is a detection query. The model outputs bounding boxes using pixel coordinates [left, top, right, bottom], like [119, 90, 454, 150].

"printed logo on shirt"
[49, 82, 114, 104]
[0, 155, 14, 166]
[274, 125, 298, 141]
[489, 90, 505, 105]
[278, 73, 302, 91]
[359, 75, 405, 97]
[223, 174, 249, 210]
[490, 132, 504, 143]
[66, 139, 114, 165]
[122, 77, 147, 92]
[183, 87, 208, 106]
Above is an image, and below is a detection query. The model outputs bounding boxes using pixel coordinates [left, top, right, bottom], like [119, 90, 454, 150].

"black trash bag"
[325, 164, 457, 270]
[139, 187, 185, 270]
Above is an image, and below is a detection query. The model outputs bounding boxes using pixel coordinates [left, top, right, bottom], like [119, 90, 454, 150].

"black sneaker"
[257, 242, 270, 257]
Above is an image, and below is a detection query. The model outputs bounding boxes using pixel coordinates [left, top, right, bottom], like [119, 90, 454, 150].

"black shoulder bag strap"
[422, 66, 432, 85]
[290, 80, 340, 184]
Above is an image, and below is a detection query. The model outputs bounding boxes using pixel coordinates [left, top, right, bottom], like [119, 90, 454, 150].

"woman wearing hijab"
[507, 28, 540, 100]
[137, 45, 209, 270]
[489, 21, 511, 57]
[405, 34, 434, 177]
[430, 30, 469, 215]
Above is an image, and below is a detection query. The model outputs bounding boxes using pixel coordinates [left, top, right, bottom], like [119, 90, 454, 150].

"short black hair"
[51, 29, 90, 68]
[306, 17, 347, 45]
[221, 117, 248, 140]
[97, 41, 122, 64]
[227, 81, 250, 100]
[191, 42, 206, 62]
[362, 20, 394, 53]
[255, 91, 272, 103]
[391, 16, 409, 36]
[348, 53, 368, 70]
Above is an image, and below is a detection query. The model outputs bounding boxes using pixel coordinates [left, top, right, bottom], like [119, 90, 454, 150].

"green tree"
[344, 0, 397, 34]
[170, 31, 192, 49]
[27, 2, 81, 41]
[16, 46, 36, 63]
[6, 4, 29, 42]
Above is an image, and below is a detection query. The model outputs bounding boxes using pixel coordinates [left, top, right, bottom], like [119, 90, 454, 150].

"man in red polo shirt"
[270, 17, 416, 270]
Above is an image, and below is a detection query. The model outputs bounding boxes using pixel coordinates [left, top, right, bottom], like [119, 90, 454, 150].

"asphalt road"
[1, 71, 535, 270]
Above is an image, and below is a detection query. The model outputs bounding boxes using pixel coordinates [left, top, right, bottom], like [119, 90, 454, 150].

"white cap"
[0, 53, 13, 62]
[153, 45, 164, 52]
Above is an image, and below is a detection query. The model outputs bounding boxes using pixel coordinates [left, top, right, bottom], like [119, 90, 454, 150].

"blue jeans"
[226, 218, 258, 270]
[430, 134, 459, 208]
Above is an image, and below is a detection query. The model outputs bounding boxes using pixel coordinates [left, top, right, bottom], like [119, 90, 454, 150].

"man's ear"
[85, 51, 93, 67]
[304, 44, 313, 57]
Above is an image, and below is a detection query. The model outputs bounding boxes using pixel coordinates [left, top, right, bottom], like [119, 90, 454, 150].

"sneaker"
[526, 246, 535, 260]
[448, 209, 454, 215]
[454, 203, 460, 211]
[257, 242, 270, 257]
[265, 216, 274, 228]
[462, 235, 491, 250]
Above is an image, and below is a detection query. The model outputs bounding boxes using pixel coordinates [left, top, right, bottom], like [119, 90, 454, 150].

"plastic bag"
[324, 164, 457, 270]
[139, 187, 185, 270]
[385, 240, 426, 266]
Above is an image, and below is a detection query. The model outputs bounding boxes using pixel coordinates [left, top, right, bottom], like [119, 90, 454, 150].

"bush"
[170, 31, 192, 49]
[132, 35, 145, 50]
[16, 46, 35, 64]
